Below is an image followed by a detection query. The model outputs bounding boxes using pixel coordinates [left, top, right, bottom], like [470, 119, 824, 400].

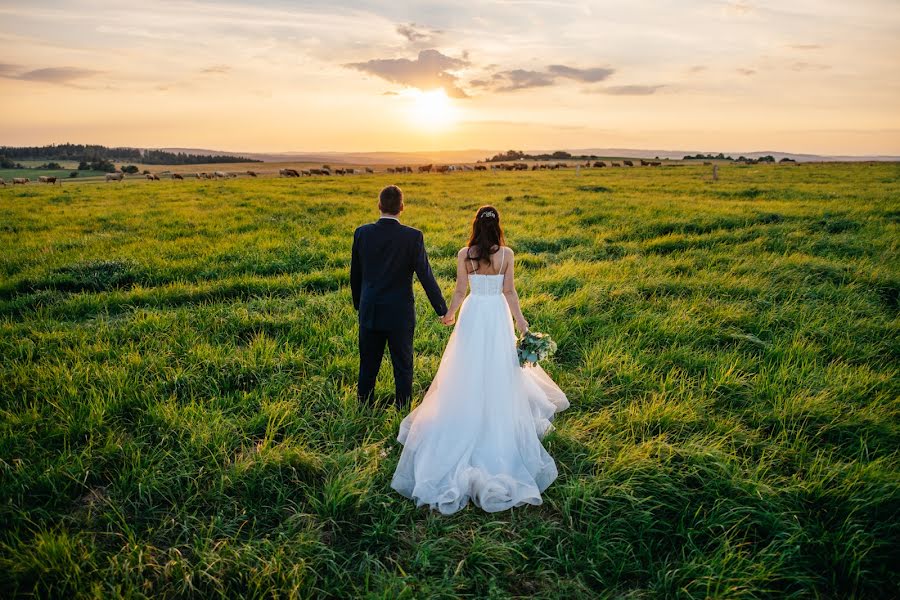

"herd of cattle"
[1, 159, 674, 186]
[0, 175, 62, 185]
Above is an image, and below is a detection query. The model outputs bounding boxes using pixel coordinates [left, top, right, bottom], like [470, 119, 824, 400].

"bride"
[390, 205, 570, 514]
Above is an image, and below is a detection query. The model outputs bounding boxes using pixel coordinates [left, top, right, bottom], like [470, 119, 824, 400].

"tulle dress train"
[390, 270, 569, 515]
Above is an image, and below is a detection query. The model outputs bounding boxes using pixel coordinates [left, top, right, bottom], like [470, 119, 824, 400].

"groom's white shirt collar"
[379, 215, 400, 222]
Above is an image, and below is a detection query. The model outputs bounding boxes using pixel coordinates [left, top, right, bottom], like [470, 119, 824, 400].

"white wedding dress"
[390, 254, 570, 515]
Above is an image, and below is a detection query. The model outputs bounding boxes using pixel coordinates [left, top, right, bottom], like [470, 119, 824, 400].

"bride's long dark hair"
[467, 205, 505, 272]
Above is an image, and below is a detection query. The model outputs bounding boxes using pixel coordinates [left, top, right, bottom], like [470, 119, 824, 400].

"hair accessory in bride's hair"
[480, 210, 497, 219]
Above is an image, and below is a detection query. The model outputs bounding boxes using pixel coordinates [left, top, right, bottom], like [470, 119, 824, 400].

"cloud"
[687, 65, 707, 73]
[736, 68, 756, 76]
[470, 63, 616, 93]
[590, 84, 665, 96]
[0, 63, 20, 76]
[790, 61, 830, 71]
[788, 44, 823, 50]
[396, 23, 440, 43]
[345, 49, 469, 98]
[10, 66, 101, 86]
[547, 64, 614, 82]
[726, 1, 753, 16]
[488, 69, 555, 92]
[200, 65, 231, 75]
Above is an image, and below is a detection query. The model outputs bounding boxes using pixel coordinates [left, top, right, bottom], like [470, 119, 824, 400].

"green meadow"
[1, 163, 898, 598]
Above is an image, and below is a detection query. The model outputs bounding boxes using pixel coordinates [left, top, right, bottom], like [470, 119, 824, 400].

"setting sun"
[408, 88, 458, 131]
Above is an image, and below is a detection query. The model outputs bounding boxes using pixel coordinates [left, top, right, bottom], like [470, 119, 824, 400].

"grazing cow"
[418, 164, 433, 173]
[280, 168, 300, 177]
[13, 178, 29, 185]
[146, 173, 160, 180]
[365, 167, 374, 174]
[435, 165, 449, 173]
[246, 170, 258, 177]
[593, 161, 605, 168]
[0, 178, 5, 186]
[213, 171, 227, 179]
[301, 170, 311, 176]
[105, 173, 124, 183]
[335, 169, 346, 175]
[172, 173, 184, 180]
[650, 161, 662, 166]
[386, 167, 396, 174]
[38, 176, 58, 184]
[611, 162, 621, 167]
[623, 160, 634, 167]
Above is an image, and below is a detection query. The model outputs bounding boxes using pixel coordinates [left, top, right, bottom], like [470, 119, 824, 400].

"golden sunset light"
[408, 88, 459, 131]
[0, 1, 897, 155]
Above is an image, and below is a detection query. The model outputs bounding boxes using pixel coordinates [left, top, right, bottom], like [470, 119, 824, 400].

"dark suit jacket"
[351, 217, 447, 330]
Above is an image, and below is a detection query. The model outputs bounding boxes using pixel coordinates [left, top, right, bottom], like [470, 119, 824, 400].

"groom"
[350, 185, 448, 406]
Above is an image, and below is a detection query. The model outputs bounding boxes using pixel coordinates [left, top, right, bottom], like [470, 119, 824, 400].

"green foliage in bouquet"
[516, 330, 558, 367]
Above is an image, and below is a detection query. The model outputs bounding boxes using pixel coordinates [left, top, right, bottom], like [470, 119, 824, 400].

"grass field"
[1, 163, 898, 598]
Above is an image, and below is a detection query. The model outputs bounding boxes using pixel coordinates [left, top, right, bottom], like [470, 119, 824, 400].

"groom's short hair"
[379, 185, 404, 215]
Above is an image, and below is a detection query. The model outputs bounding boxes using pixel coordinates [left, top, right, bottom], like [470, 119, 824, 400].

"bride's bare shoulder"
[457, 247, 470, 259]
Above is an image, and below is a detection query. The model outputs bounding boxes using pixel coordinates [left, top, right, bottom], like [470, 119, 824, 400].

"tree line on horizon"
[485, 150, 603, 162]
[0, 144, 261, 166]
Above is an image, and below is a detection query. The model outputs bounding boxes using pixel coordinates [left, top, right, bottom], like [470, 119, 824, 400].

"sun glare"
[408, 88, 458, 131]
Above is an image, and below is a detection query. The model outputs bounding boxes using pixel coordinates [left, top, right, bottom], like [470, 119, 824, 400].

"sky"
[1, 0, 899, 155]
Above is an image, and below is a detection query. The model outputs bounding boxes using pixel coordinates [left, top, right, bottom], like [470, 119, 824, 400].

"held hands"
[440, 312, 456, 326]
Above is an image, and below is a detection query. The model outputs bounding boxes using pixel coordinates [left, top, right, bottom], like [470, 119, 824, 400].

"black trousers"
[358, 324, 414, 406]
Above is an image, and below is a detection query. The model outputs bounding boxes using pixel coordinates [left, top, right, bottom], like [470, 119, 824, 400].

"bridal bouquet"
[517, 330, 558, 367]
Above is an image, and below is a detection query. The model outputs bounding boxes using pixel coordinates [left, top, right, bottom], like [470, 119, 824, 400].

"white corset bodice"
[469, 273, 504, 296]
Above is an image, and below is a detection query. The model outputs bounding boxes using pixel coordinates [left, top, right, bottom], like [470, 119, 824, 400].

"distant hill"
[161, 147, 899, 165]
[159, 148, 496, 165]
[6, 144, 895, 166]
